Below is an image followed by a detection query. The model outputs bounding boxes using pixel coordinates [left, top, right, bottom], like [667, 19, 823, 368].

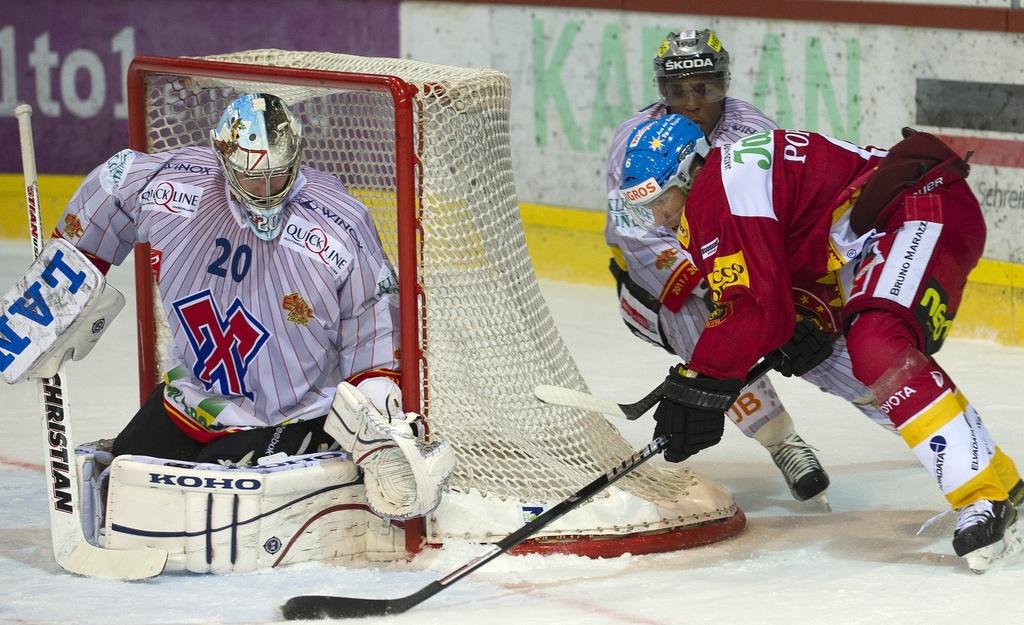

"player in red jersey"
[618, 113, 1022, 572]
[604, 29, 841, 506]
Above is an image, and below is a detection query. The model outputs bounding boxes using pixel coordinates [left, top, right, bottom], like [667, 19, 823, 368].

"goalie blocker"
[0, 238, 124, 384]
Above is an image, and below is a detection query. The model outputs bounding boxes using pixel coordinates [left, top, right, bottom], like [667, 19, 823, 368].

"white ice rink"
[2, 239, 1023, 625]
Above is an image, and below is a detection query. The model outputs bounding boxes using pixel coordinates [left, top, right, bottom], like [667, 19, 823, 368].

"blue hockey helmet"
[619, 114, 710, 228]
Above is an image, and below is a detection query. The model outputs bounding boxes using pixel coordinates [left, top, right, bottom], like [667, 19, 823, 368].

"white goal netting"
[131, 49, 739, 552]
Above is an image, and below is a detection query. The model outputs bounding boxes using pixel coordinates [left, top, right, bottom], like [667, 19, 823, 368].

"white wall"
[401, 2, 1024, 261]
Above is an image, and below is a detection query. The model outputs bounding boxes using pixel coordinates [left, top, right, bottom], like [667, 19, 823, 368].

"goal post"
[125, 50, 745, 558]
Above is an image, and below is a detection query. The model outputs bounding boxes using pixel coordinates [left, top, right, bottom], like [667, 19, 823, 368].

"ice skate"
[1009, 479, 1023, 511]
[953, 499, 1022, 574]
[767, 433, 831, 509]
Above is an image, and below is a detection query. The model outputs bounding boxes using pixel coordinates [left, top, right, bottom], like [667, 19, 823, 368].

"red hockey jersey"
[680, 129, 889, 379]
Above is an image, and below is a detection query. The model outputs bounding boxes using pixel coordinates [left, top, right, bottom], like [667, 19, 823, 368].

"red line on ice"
[0, 456, 44, 472]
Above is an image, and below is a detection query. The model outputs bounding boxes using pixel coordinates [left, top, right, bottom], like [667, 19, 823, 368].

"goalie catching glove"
[325, 378, 456, 520]
[654, 365, 742, 462]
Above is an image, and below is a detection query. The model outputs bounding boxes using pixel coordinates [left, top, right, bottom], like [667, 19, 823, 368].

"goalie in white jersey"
[605, 30, 888, 504]
[3, 94, 454, 569]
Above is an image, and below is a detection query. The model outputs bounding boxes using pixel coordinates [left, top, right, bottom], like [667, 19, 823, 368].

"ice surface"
[2, 240, 1022, 625]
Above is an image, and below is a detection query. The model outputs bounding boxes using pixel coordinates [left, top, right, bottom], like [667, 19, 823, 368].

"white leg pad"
[97, 451, 404, 573]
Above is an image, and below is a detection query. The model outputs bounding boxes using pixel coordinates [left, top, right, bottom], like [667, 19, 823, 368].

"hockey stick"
[534, 383, 655, 420]
[280, 356, 778, 620]
[15, 104, 167, 580]
[282, 436, 668, 620]
[535, 351, 785, 420]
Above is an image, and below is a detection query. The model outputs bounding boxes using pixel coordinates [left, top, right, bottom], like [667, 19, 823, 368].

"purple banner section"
[0, 0, 399, 174]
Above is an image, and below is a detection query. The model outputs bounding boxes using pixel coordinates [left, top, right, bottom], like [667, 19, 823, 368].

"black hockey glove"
[654, 365, 743, 463]
[774, 318, 833, 377]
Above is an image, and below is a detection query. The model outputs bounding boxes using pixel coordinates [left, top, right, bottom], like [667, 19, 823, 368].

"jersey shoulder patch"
[99, 149, 137, 194]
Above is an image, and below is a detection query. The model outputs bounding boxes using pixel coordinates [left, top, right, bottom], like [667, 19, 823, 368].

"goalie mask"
[212, 93, 302, 241]
[653, 29, 730, 103]
[620, 114, 710, 230]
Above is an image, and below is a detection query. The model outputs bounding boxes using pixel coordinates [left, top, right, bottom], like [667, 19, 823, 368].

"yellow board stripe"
[2, 178, 1022, 344]
[519, 201, 605, 231]
[968, 257, 1024, 289]
[898, 390, 962, 449]
[610, 246, 627, 272]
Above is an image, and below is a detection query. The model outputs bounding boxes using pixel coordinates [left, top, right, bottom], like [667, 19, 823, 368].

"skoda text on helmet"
[212, 93, 303, 241]
[619, 114, 711, 229]
[653, 29, 730, 103]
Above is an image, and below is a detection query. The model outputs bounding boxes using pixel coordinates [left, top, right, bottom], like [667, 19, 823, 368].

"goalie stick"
[15, 104, 167, 580]
[280, 356, 778, 620]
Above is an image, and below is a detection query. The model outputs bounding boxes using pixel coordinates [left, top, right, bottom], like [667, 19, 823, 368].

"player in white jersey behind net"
[1, 93, 455, 573]
[605, 29, 890, 505]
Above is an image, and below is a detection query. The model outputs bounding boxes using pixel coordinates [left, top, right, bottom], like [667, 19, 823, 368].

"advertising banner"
[402, 2, 1024, 261]
[0, 1, 399, 174]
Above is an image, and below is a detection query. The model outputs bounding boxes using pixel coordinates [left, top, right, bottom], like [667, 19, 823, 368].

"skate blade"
[804, 492, 831, 512]
[965, 518, 1023, 574]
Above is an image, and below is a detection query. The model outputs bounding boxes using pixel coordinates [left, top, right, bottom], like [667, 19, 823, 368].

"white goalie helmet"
[211, 93, 302, 241]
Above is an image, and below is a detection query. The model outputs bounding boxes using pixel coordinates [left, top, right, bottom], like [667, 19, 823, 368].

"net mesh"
[135, 49, 730, 527]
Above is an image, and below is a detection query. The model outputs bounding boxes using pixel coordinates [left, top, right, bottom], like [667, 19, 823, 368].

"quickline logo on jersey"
[281, 215, 355, 279]
[140, 179, 204, 217]
[172, 290, 270, 401]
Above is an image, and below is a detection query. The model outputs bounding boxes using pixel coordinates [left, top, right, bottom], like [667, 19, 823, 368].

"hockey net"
[127, 50, 743, 557]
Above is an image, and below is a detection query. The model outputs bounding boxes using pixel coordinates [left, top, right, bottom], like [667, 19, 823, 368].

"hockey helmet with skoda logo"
[212, 93, 303, 241]
[654, 29, 730, 102]
[620, 114, 710, 229]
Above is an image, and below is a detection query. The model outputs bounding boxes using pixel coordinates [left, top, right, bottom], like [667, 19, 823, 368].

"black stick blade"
[282, 582, 440, 620]
[282, 595, 399, 620]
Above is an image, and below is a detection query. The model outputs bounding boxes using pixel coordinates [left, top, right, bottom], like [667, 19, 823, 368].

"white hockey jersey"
[56, 147, 400, 438]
